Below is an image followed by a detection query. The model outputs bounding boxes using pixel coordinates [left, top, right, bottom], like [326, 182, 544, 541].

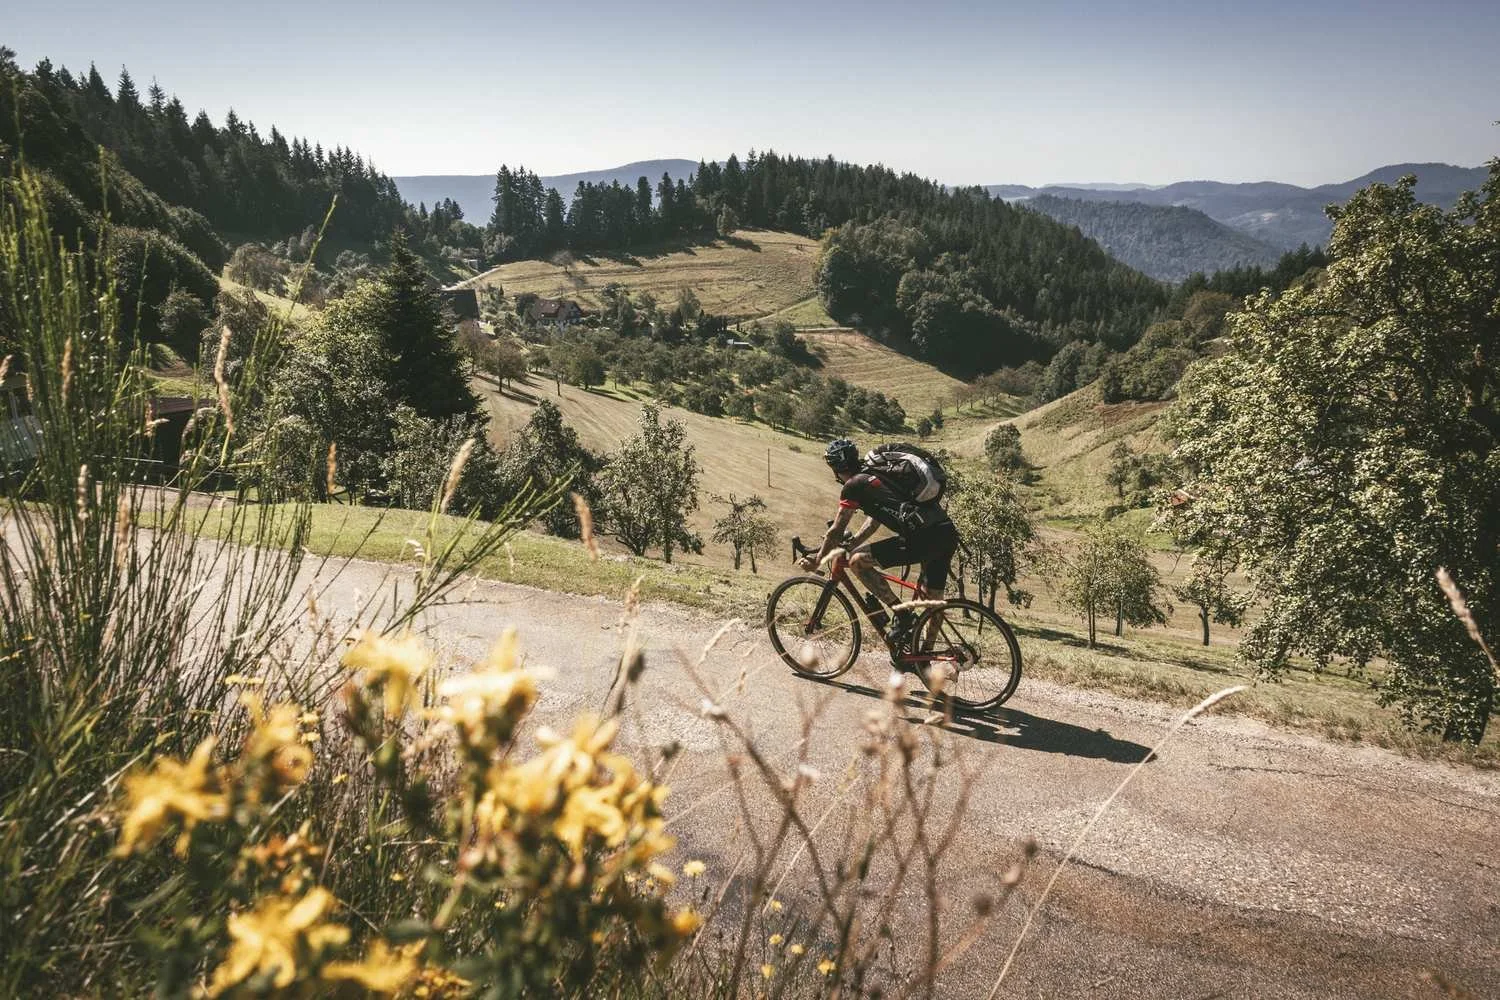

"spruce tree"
[341, 231, 479, 421]
[115, 67, 139, 111]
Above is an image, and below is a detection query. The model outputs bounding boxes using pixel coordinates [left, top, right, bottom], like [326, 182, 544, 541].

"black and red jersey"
[839, 473, 949, 536]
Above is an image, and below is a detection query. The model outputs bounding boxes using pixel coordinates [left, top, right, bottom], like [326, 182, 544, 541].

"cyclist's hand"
[797, 555, 819, 572]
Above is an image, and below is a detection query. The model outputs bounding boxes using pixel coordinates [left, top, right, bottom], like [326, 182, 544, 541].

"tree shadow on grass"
[488, 374, 544, 406]
[1013, 623, 1237, 677]
[798, 674, 1153, 763]
[722, 234, 762, 252]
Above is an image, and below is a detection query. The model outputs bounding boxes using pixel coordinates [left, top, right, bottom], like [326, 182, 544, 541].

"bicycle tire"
[766, 576, 862, 678]
[910, 598, 1022, 712]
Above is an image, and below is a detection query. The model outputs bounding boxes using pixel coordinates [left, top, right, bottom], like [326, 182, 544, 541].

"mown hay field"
[762, 295, 838, 328]
[801, 329, 971, 419]
[937, 383, 1171, 522]
[466, 230, 820, 319]
[479, 375, 836, 567]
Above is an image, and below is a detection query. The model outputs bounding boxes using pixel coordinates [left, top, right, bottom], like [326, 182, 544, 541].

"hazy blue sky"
[7, 0, 1497, 185]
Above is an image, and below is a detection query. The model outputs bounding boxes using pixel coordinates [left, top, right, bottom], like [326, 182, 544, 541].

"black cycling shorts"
[863, 521, 960, 592]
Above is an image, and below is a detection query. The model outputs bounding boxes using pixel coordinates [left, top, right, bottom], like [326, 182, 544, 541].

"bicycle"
[765, 535, 1022, 712]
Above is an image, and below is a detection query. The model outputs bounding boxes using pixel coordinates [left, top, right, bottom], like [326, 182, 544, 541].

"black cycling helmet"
[824, 438, 860, 476]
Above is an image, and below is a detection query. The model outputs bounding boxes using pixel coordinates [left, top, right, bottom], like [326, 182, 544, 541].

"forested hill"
[395, 160, 698, 224]
[0, 52, 407, 249]
[481, 153, 1169, 371]
[1, 48, 422, 359]
[1025, 194, 1283, 282]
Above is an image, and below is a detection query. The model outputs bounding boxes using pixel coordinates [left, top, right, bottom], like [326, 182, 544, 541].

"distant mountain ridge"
[987, 163, 1487, 250]
[1023, 195, 1283, 283]
[395, 159, 699, 225]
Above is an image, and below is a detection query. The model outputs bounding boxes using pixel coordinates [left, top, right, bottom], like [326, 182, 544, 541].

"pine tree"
[84, 64, 112, 104]
[146, 79, 166, 117]
[333, 231, 479, 421]
[115, 67, 140, 111]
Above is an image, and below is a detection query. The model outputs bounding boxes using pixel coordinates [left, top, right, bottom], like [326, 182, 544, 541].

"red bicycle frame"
[809, 551, 966, 670]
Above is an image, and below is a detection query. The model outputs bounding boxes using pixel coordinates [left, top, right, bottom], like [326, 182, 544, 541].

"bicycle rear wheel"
[766, 576, 862, 678]
[910, 599, 1021, 712]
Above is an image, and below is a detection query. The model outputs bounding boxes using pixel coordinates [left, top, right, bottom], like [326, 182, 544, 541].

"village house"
[528, 297, 587, 328]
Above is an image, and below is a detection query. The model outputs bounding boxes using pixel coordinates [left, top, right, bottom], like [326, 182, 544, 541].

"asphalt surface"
[308, 556, 1500, 1000]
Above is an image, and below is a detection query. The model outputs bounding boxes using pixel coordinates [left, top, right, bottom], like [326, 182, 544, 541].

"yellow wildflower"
[410, 965, 471, 998]
[243, 695, 313, 789]
[492, 754, 566, 816]
[481, 626, 520, 671]
[818, 958, 837, 975]
[670, 909, 703, 936]
[648, 862, 677, 888]
[761, 964, 774, 979]
[343, 631, 434, 717]
[208, 888, 349, 996]
[790, 944, 806, 956]
[769, 898, 783, 912]
[682, 860, 706, 878]
[436, 636, 537, 749]
[321, 938, 422, 993]
[535, 714, 620, 787]
[769, 933, 783, 946]
[554, 783, 628, 856]
[116, 737, 226, 856]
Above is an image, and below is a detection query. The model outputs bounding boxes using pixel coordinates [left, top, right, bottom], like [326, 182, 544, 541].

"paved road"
[308, 556, 1500, 999]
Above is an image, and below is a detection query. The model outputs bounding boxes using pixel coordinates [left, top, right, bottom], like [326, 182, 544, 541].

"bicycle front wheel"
[766, 576, 862, 678]
[911, 599, 1021, 712]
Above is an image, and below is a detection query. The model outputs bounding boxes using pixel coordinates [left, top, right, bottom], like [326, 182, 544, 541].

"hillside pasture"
[940, 383, 1171, 521]
[762, 295, 837, 328]
[481, 374, 1230, 647]
[466, 230, 820, 319]
[218, 275, 317, 324]
[800, 329, 972, 420]
[479, 375, 837, 566]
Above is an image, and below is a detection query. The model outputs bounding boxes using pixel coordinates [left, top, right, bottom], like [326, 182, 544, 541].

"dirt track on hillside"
[302, 557, 1500, 999]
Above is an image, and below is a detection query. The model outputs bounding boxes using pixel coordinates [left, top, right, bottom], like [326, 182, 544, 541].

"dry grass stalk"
[1436, 567, 1498, 679]
[891, 598, 947, 613]
[572, 492, 600, 560]
[604, 576, 648, 718]
[985, 684, 1245, 997]
[437, 438, 476, 515]
[59, 337, 72, 405]
[112, 493, 132, 569]
[213, 325, 234, 437]
[74, 464, 89, 521]
[660, 641, 1006, 1000]
[0, 354, 12, 384]
[325, 442, 338, 499]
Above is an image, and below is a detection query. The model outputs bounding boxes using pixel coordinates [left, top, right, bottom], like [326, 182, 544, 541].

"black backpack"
[862, 443, 948, 504]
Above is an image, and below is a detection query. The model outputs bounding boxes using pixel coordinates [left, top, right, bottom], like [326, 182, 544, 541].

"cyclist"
[798, 438, 960, 648]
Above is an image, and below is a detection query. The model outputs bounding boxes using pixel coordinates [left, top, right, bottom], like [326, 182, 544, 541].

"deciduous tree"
[1164, 168, 1500, 741]
[1056, 524, 1168, 648]
[947, 472, 1038, 611]
[711, 493, 776, 572]
[600, 404, 701, 562]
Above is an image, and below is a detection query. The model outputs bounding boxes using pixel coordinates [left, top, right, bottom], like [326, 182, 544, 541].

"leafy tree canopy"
[1164, 166, 1500, 742]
